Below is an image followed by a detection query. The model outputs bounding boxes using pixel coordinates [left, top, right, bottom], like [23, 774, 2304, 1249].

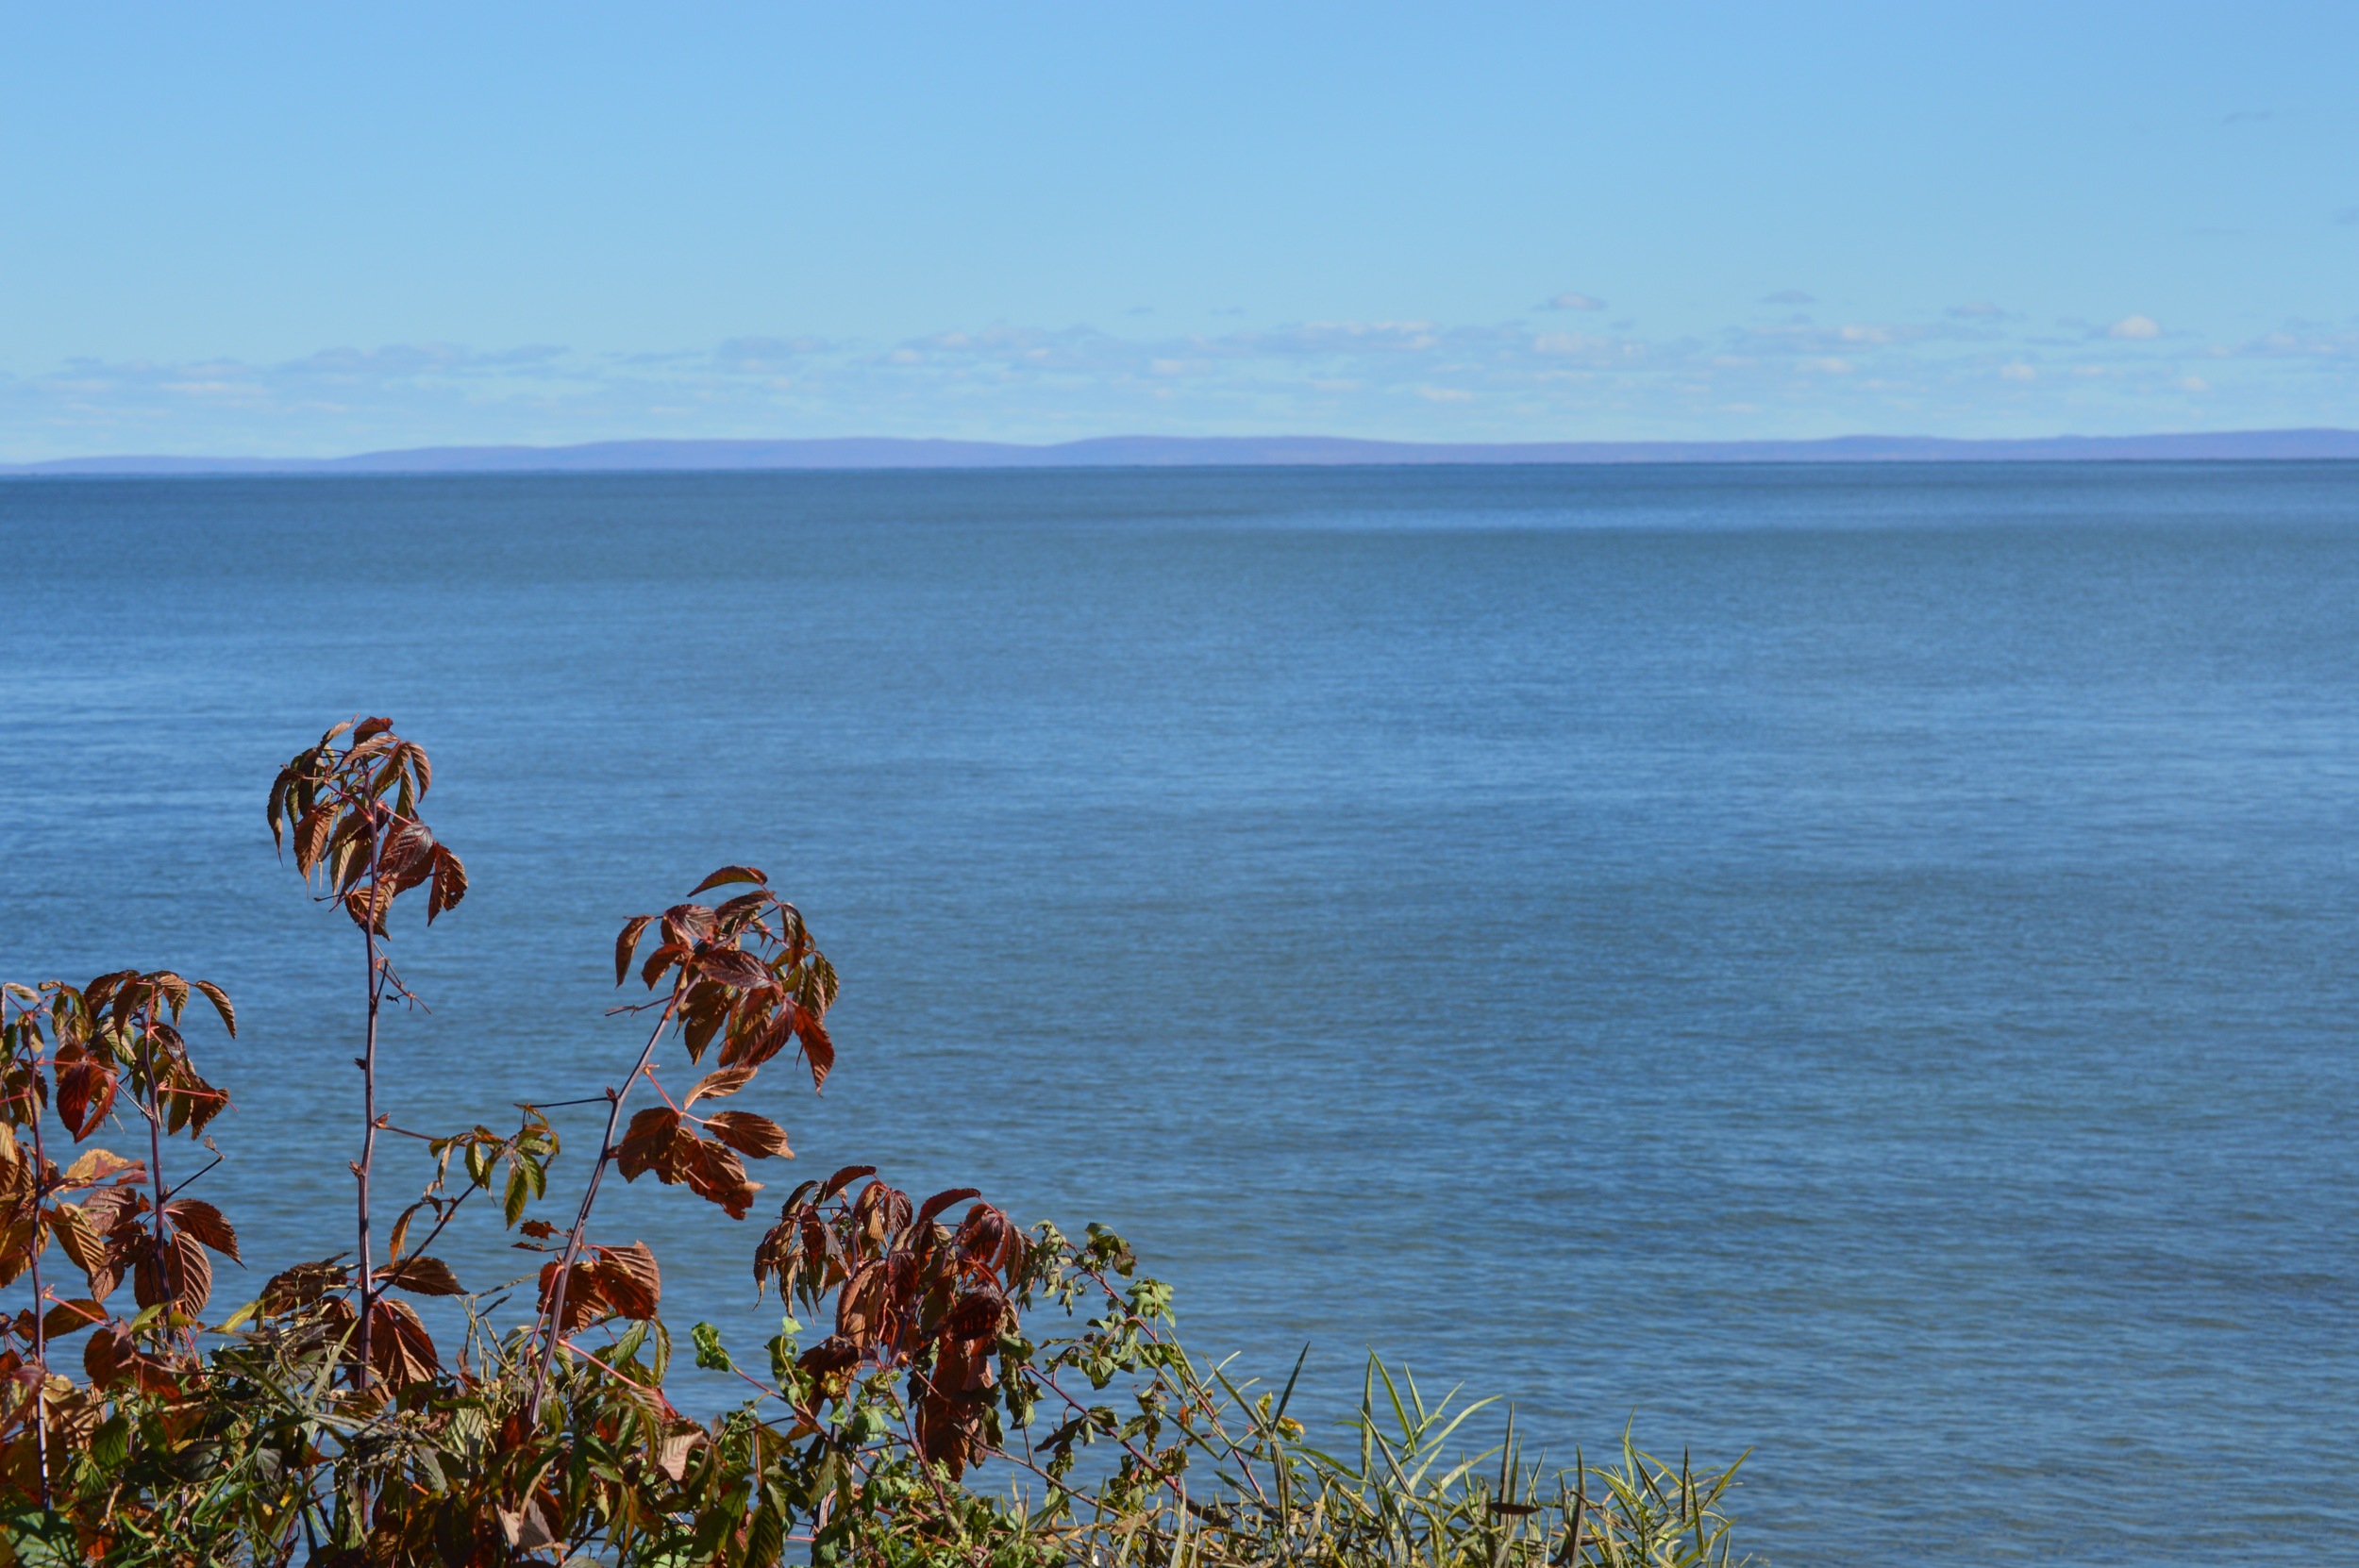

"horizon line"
[7, 426, 2359, 476]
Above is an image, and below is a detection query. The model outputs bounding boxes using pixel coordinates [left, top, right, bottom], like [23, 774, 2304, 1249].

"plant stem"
[139, 1006, 171, 1335]
[354, 809, 388, 1391]
[356, 917, 379, 1389]
[528, 999, 676, 1413]
[25, 1016, 50, 1509]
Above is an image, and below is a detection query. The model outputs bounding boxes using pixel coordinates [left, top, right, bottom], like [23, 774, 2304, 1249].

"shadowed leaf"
[57, 1061, 117, 1142]
[614, 913, 654, 985]
[379, 1255, 464, 1297]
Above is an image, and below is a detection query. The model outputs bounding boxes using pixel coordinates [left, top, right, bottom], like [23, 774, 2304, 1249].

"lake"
[2, 462, 2354, 1564]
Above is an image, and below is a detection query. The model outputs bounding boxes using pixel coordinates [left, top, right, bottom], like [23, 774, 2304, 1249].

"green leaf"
[503, 1165, 529, 1226]
[92, 1414, 131, 1470]
[0, 1509, 80, 1568]
[692, 1321, 735, 1374]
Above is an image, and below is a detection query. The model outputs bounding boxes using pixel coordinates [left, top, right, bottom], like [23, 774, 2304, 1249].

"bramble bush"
[0, 719, 1748, 1566]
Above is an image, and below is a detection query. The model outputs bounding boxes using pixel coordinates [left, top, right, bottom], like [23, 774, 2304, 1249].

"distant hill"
[7, 429, 2359, 476]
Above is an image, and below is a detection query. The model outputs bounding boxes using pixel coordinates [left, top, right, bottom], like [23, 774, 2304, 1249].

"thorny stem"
[528, 997, 678, 1414]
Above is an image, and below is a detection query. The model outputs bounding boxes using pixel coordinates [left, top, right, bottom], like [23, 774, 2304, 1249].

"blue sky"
[4, 2, 2355, 458]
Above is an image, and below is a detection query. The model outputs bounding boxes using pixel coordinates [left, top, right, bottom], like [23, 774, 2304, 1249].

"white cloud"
[1539, 292, 1605, 311]
[7, 299, 2358, 461]
[1948, 301, 2004, 319]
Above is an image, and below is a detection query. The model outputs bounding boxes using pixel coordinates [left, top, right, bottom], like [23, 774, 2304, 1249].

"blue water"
[2, 464, 2355, 1564]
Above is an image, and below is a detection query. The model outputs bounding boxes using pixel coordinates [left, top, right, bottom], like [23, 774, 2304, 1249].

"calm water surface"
[2, 464, 2354, 1564]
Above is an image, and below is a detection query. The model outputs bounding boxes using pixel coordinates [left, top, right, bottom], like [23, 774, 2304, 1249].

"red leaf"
[377, 1255, 464, 1296]
[695, 947, 773, 990]
[379, 817, 435, 882]
[295, 804, 335, 877]
[614, 1107, 683, 1183]
[641, 942, 688, 990]
[689, 865, 769, 895]
[171, 1230, 214, 1315]
[942, 1287, 1009, 1343]
[368, 1298, 442, 1384]
[57, 1061, 117, 1142]
[917, 1188, 982, 1230]
[614, 914, 653, 986]
[538, 1257, 609, 1335]
[677, 1137, 761, 1218]
[592, 1242, 661, 1319]
[705, 1110, 792, 1160]
[427, 845, 469, 924]
[83, 1323, 141, 1388]
[192, 979, 236, 1039]
[823, 1164, 878, 1200]
[164, 1198, 241, 1262]
[797, 1009, 835, 1091]
[40, 1298, 108, 1339]
[954, 1204, 1018, 1277]
[260, 1259, 350, 1315]
[683, 1066, 755, 1108]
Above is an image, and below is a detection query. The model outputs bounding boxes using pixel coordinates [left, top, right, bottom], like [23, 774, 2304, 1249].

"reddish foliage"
[755, 1173, 1024, 1476]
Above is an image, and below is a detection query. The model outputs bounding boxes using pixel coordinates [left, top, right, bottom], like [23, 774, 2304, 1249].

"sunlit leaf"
[164, 1199, 241, 1262]
[683, 1066, 755, 1109]
[689, 865, 769, 896]
[705, 1110, 792, 1160]
[191, 979, 236, 1039]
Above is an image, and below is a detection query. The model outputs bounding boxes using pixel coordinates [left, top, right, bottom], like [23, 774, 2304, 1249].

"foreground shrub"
[0, 718, 1747, 1565]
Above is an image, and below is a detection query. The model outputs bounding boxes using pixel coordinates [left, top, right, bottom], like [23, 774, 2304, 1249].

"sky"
[3, 2, 2356, 459]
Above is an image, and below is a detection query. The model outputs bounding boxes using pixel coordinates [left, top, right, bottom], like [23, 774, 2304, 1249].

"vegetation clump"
[0, 719, 1747, 1565]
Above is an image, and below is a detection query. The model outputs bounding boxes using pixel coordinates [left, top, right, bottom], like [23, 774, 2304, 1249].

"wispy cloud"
[1538, 292, 1606, 311]
[5, 304, 2355, 461]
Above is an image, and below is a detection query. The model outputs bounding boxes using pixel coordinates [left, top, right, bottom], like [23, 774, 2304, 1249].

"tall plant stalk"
[10, 991, 54, 1508]
[135, 1007, 171, 1340]
[528, 1000, 677, 1412]
[265, 717, 467, 1395]
[355, 828, 385, 1387]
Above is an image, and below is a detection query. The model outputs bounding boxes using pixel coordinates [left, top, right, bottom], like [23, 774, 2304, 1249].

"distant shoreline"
[6, 428, 2359, 477]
